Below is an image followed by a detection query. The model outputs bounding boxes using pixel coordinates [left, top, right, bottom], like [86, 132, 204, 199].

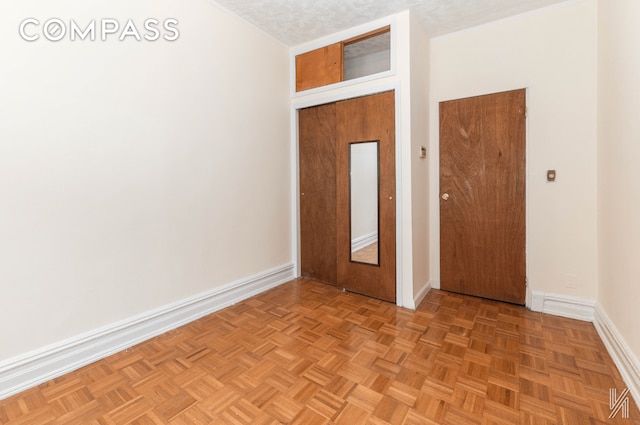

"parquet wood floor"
[1, 278, 639, 424]
[351, 243, 378, 265]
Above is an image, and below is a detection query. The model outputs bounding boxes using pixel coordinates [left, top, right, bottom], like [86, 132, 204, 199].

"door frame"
[431, 87, 530, 304]
[290, 82, 408, 306]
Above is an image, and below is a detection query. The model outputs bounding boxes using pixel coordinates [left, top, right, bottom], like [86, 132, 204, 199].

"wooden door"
[295, 43, 343, 92]
[439, 89, 526, 305]
[336, 91, 396, 302]
[299, 103, 337, 284]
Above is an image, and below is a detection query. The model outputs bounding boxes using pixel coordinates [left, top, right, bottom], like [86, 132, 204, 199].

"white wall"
[0, 0, 290, 362]
[429, 0, 598, 299]
[409, 13, 430, 305]
[597, 0, 640, 364]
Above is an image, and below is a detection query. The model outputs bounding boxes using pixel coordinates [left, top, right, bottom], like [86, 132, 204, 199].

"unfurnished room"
[0, 0, 639, 423]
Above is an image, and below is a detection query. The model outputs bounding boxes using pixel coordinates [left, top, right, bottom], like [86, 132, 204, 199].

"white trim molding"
[525, 289, 639, 405]
[411, 280, 432, 310]
[526, 288, 596, 322]
[593, 303, 640, 406]
[0, 263, 295, 401]
[351, 232, 378, 253]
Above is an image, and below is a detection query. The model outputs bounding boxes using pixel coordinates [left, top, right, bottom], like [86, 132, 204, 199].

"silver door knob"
[441, 193, 450, 201]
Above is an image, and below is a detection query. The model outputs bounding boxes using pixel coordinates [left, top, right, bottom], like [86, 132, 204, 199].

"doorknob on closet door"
[441, 193, 450, 201]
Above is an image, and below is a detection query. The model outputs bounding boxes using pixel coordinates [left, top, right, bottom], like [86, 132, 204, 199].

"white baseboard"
[0, 263, 295, 401]
[525, 289, 639, 405]
[526, 289, 595, 322]
[351, 232, 378, 252]
[593, 303, 640, 406]
[526, 285, 544, 312]
[413, 280, 432, 309]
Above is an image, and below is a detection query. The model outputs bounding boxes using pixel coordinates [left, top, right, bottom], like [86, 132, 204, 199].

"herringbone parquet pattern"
[1, 278, 638, 424]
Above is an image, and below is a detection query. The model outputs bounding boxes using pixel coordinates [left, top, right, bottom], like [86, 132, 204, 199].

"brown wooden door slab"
[299, 103, 337, 284]
[336, 91, 396, 302]
[440, 89, 526, 304]
[295, 43, 343, 92]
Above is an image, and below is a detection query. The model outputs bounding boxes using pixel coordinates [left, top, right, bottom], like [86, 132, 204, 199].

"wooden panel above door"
[295, 26, 391, 92]
[295, 43, 343, 92]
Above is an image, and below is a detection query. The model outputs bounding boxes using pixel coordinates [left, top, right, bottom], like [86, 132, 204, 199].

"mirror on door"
[349, 141, 380, 265]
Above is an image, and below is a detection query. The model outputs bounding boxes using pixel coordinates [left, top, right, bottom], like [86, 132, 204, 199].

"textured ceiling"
[213, 0, 570, 46]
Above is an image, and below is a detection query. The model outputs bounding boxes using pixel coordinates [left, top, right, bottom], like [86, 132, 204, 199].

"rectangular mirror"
[350, 141, 380, 265]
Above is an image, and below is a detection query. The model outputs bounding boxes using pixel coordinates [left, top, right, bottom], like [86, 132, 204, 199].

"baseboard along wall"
[351, 232, 378, 253]
[527, 287, 639, 406]
[0, 263, 296, 401]
[593, 303, 640, 406]
[412, 280, 432, 310]
[2, 269, 638, 409]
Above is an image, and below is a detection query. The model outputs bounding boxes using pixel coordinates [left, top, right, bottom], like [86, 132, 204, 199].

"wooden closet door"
[336, 91, 396, 302]
[299, 103, 337, 284]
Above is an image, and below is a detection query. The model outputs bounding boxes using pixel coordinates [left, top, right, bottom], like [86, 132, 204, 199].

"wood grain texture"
[343, 25, 390, 45]
[440, 89, 526, 305]
[299, 103, 338, 285]
[295, 43, 343, 92]
[2, 280, 639, 425]
[336, 91, 396, 302]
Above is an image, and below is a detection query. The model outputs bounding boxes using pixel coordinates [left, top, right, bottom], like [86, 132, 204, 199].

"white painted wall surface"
[395, 11, 417, 308]
[409, 12, 430, 306]
[0, 0, 290, 362]
[429, 0, 598, 299]
[597, 0, 640, 365]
